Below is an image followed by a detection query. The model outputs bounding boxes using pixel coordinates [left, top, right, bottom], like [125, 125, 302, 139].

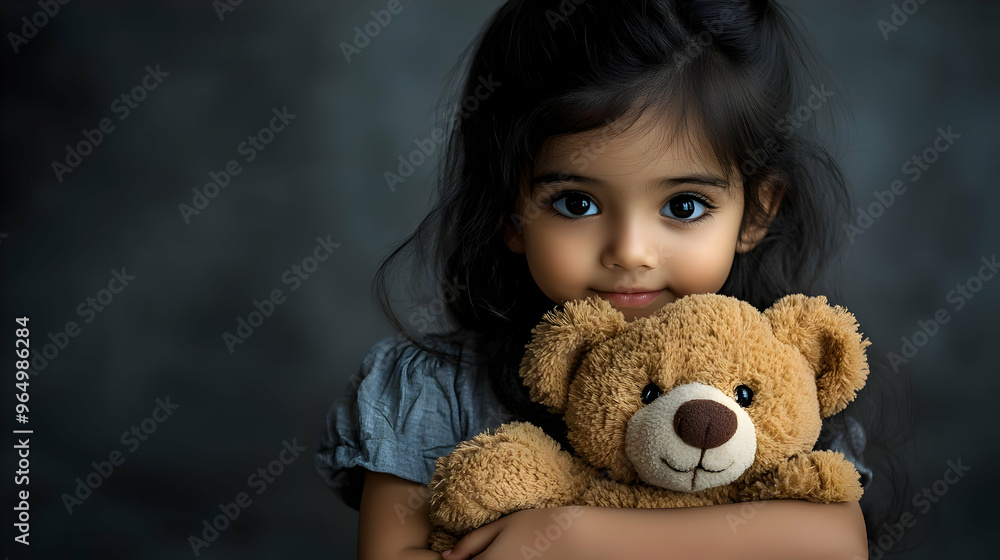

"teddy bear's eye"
[640, 383, 662, 405]
[735, 385, 754, 407]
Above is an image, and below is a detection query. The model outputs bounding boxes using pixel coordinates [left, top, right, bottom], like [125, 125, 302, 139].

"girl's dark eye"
[661, 194, 709, 220]
[641, 382, 662, 405]
[735, 385, 754, 408]
[551, 192, 598, 218]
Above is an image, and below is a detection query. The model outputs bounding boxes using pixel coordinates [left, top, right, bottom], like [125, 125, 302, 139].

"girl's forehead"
[534, 112, 725, 180]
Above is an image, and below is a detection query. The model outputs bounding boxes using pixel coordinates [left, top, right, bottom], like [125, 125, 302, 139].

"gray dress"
[314, 333, 872, 511]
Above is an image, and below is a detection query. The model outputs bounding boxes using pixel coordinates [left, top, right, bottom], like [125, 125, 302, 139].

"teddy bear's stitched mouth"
[661, 456, 733, 474]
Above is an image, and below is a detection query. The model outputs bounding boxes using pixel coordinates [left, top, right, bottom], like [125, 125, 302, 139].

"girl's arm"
[443, 500, 868, 560]
[581, 500, 868, 560]
[358, 470, 440, 560]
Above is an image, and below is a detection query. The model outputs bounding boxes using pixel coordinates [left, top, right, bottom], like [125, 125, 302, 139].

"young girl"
[317, 1, 902, 557]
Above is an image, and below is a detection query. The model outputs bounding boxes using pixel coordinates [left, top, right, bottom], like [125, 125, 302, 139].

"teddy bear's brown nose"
[673, 399, 738, 449]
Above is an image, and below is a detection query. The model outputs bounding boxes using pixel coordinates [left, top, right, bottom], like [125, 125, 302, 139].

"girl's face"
[505, 112, 766, 322]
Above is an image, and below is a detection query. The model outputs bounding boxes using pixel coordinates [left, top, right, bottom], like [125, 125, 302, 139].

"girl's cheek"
[524, 234, 586, 281]
[546, 228, 596, 260]
[670, 237, 736, 292]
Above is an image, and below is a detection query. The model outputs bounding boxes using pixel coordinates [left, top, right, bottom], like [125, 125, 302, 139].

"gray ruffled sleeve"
[314, 334, 468, 511]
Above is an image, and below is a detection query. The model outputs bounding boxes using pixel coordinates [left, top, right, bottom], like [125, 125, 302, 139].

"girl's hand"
[441, 505, 596, 560]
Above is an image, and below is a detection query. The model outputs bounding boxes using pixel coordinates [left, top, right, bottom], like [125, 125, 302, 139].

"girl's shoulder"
[348, 329, 512, 437]
[357, 330, 479, 385]
[315, 331, 513, 508]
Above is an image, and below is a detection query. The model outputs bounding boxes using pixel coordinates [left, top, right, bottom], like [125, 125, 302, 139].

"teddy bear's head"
[518, 293, 869, 493]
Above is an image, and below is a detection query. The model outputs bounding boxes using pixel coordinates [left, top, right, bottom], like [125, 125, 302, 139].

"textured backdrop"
[1, 1, 997, 558]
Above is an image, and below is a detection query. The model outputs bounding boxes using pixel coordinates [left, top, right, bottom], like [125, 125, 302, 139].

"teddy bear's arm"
[740, 450, 864, 503]
[428, 421, 595, 535]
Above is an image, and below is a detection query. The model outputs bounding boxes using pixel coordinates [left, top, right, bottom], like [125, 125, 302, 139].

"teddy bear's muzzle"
[625, 382, 757, 493]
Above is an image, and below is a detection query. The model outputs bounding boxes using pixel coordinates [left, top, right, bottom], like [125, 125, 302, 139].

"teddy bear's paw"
[428, 529, 459, 554]
[800, 450, 864, 502]
[427, 439, 509, 534]
[751, 451, 863, 503]
[428, 422, 582, 534]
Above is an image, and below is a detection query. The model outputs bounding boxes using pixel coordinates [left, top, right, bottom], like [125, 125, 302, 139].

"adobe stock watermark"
[877, 0, 931, 41]
[887, 253, 997, 373]
[212, 0, 245, 22]
[51, 64, 169, 183]
[187, 439, 306, 556]
[725, 500, 770, 534]
[24, 267, 136, 377]
[179, 106, 296, 224]
[551, 4, 736, 69]
[385, 74, 502, 192]
[407, 277, 468, 334]
[60, 396, 180, 514]
[519, 506, 585, 560]
[859, 458, 969, 560]
[507, 117, 633, 233]
[222, 235, 340, 353]
[395, 485, 433, 524]
[844, 126, 959, 244]
[7, 0, 72, 54]
[776, 84, 835, 140]
[739, 83, 836, 179]
[668, 10, 737, 72]
[544, 0, 586, 29]
[563, 116, 636, 177]
[340, 0, 416, 63]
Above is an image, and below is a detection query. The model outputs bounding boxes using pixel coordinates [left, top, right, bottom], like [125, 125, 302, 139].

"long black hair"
[372, 0, 912, 547]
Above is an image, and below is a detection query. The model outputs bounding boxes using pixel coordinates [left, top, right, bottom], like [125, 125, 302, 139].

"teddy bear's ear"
[519, 295, 628, 414]
[764, 294, 871, 418]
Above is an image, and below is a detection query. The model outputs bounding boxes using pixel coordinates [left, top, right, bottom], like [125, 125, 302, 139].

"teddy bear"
[426, 293, 870, 552]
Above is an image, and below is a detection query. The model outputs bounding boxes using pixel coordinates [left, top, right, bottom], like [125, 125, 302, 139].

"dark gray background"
[1, 1, 996, 558]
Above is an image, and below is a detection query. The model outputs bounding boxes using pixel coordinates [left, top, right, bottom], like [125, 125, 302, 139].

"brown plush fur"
[427, 293, 870, 552]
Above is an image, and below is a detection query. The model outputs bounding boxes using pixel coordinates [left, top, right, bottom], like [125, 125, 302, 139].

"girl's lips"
[594, 290, 665, 308]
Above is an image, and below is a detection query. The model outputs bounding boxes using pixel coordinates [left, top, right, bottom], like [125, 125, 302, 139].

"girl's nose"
[601, 217, 660, 271]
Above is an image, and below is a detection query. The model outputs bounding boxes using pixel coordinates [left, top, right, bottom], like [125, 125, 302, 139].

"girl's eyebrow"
[532, 172, 729, 191]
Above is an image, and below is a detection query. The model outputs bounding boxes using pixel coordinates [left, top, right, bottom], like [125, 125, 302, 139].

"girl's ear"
[502, 219, 525, 253]
[764, 294, 871, 418]
[519, 296, 628, 414]
[736, 181, 782, 253]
